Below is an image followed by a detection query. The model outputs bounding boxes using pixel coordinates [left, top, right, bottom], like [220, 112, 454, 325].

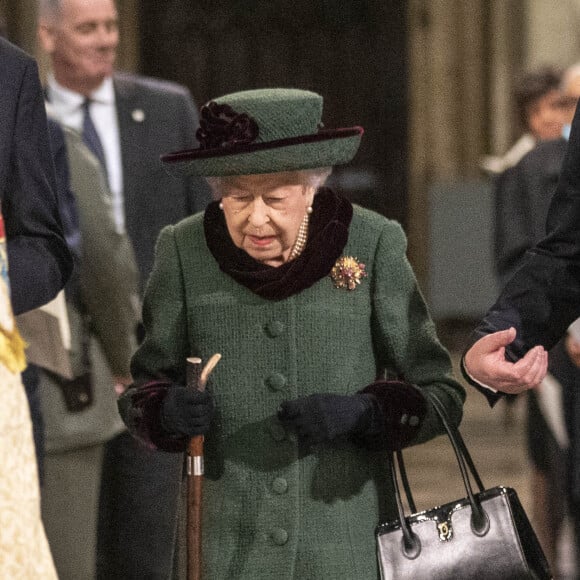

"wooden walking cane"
[186, 353, 221, 580]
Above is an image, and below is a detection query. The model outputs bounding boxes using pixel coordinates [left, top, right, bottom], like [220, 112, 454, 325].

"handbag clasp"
[437, 520, 452, 542]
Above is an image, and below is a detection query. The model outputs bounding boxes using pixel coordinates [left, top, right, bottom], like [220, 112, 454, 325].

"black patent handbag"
[376, 392, 553, 580]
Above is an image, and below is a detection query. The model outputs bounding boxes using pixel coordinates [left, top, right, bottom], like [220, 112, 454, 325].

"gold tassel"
[0, 326, 27, 374]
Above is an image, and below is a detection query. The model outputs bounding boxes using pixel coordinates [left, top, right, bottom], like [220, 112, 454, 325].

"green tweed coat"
[130, 204, 465, 579]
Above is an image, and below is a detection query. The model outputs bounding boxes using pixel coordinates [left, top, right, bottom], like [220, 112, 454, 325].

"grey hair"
[39, 0, 117, 19]
[206, 167, 332, 200]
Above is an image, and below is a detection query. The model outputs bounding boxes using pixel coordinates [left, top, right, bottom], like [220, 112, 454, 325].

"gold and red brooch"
[330, 256, 367, 290]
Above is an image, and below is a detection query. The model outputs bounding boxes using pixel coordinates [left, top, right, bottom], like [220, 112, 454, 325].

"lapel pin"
[132, 109, 145, 123]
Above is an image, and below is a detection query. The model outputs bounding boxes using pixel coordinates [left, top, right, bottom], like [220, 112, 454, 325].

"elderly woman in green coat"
[118, 88, 465, 579]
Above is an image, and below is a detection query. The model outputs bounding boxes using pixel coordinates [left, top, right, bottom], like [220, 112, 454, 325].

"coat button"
[265, 373, 287, 391]
[265, 320, 285, 337]
[272, 477, 288, 495]
[269, 423, 286, 442]
[271, 527, 289, 545]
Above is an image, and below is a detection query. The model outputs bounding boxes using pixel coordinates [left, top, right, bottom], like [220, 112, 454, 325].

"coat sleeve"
[130, 224, 190, 383]
[493, 164, 532, 284]
[370, 221, 465, 445]
[47, 119, 81, 264]
[119, 225, 191, 450]
[3, 53, 73, 314]
[466, 104, 580, 361]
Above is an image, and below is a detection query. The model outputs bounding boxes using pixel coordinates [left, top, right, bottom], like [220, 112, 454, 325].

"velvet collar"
[203, 187, 353, 300]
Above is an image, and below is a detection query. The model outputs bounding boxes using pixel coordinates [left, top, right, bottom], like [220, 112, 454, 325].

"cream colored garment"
[0, 213, 57, 579]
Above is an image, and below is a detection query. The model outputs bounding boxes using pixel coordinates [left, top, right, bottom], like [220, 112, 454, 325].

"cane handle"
[200, 353, 221, 389]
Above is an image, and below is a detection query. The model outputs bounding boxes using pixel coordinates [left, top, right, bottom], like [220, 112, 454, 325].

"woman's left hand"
[277, 393, 375, 447]
[360, 379, 427, 449]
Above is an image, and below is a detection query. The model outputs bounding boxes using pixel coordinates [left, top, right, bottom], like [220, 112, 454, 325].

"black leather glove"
[160, 385, 215, 438]
[278, 393, 377, 447]
[360, 379, 428, 450]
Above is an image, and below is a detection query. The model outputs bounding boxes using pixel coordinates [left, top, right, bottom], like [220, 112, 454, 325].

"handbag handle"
[429, 392, 486, 493]
[391, 391, 489, 557]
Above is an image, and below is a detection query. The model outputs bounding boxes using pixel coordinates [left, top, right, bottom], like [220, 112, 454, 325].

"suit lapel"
[113, 75, 140, 203]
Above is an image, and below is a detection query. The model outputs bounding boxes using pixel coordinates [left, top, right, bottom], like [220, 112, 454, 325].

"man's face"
[39, 0, 119, 94]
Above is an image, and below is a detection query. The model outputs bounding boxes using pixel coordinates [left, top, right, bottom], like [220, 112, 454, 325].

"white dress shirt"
[46, 74, 125, 234]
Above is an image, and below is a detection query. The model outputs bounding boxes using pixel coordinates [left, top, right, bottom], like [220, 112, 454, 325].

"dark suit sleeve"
[47, 118, 81, 265]
[3, 53, 73, 314]
[467, 103, 580, 361]
[494, 165, 532, 284]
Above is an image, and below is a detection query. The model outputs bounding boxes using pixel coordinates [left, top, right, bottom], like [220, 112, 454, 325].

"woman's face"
[219, 172, 315, 267]
[527, 89, 566, 140]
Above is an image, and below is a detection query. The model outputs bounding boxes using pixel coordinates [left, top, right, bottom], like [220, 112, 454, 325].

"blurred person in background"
[482, 66, 564, 176]
[18, 115, 82, 484]
[0, 33, 74, 580]
[494, 66, 569, 283]
[18, 116, 141, 579]
[484, 66, 565, 432]
[37, 0, 211, 577]
[0, 36, 72, 316]
[0, 9, 81, 485]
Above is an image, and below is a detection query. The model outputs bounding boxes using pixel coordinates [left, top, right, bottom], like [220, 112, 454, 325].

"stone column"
[407, 0, 523, 292]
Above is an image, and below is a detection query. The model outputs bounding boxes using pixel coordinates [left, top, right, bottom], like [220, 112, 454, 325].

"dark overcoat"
[0, 38, 71, 313]
[474, 104, 580, 353]
[494, 139, 567, 285]
[469, 104, 580, 404]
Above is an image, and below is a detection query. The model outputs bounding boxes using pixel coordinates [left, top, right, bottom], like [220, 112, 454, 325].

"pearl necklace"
[288, 213, 310, 261]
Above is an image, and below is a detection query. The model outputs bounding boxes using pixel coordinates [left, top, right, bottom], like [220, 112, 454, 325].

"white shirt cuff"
[464, 363, 498, 393]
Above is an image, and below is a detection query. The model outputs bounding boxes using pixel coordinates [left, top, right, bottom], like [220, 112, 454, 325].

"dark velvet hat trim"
[203, 188, 353, 300]
[161, 89, 363, 177]
[162, 127, 363, 163]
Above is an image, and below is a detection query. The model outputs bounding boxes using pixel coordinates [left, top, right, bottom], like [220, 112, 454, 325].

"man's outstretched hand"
[464, 327, 548, 394]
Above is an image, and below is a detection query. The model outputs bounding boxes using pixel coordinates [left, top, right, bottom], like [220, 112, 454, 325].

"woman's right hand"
[160, 385, 215, 437]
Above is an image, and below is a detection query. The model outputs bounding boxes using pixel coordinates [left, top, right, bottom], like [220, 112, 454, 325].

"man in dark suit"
[0, 36, 72, 315]
[463, 103, 580, 398]
[493, 135, 575, 572]
[465, 73, 580, 574]
[37, 0, 210, 577]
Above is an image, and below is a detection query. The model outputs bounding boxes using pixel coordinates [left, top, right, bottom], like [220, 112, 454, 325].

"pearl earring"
[219, 202, 224, 210]
[306, 206, 313, 215]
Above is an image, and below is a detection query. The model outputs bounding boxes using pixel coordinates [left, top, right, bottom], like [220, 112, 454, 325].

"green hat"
[161, 88, 363, 177]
